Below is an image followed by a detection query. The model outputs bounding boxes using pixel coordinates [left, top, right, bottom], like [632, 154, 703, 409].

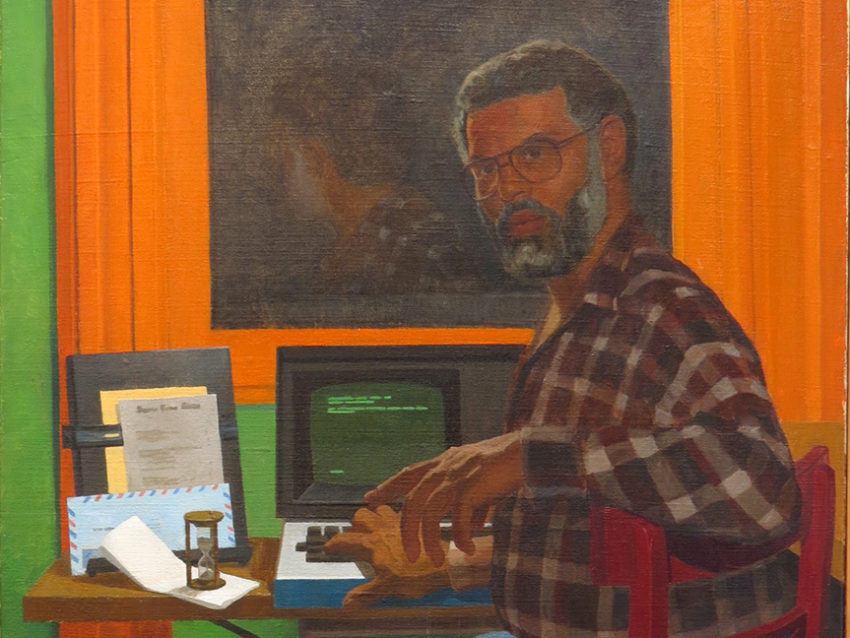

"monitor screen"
[310, 381, 446, 488]
[276, 345, 524, 520]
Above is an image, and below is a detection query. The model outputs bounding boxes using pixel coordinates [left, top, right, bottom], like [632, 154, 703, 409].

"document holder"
[62, 347, 252, 571]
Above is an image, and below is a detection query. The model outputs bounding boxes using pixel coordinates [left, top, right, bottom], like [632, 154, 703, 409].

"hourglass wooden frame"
[184, 510, 226, 590]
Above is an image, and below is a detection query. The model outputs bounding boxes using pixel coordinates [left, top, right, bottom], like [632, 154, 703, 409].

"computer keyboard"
[294, 523, 491, 561]
[295, 525, 354, 562]
[274, 520, 493, 609]
[294, 524, 376, 579]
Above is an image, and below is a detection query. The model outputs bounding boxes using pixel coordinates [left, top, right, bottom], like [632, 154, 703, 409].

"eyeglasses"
[461, 128, 592, 201]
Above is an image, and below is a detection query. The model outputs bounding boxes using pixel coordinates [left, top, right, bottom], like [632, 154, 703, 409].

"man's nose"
[495, 161, 528, 203]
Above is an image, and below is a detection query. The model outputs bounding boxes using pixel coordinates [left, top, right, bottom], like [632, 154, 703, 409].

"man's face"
[465, 87, 607, 279]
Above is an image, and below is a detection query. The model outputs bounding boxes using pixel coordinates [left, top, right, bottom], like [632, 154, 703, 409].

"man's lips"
[507, 210, 550, 238]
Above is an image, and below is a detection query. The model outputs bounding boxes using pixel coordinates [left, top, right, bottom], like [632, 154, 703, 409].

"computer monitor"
[275, 344, 524, 520]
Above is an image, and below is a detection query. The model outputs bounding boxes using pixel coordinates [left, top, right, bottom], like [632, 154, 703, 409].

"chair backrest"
[590, 446, 835, 638]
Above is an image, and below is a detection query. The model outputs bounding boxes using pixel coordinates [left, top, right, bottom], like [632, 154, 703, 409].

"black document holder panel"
[63, 347, 252, 566]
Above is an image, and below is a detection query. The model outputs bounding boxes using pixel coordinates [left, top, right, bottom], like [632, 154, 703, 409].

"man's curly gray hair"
[453, 40, 637, 176]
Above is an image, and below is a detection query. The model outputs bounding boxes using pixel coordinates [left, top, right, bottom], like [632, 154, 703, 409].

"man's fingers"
[323, 532, 373, 562]
[364, 459, 435, 506]
[453, 502, 491, 554]
[400, 470, 447, 562]
[421, 507, 448, 566]
[350, 507, 383, 532]
[451, 504, 478, 555]
[471, 505, 490, 530]
[373, 504, 399, 521]
[340, 577, 388, 610]
[416, 480, 460, 564]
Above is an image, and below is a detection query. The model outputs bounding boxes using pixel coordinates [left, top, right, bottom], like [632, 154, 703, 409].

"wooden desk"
[24, 538, 502, 637]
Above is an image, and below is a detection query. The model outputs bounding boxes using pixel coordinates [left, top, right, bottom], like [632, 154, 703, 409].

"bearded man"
[326, 41, 801, 638]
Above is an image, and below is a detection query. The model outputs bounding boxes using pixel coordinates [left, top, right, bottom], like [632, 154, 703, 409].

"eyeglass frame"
[460, 125, 597, 202]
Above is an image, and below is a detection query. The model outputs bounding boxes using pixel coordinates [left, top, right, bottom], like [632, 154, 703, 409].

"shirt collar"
[581, 213, 659, 310]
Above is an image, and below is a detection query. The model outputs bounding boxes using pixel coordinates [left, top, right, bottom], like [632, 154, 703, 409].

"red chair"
[590, 446, 835, 638]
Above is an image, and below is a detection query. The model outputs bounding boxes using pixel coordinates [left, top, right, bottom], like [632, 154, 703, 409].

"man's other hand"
[364, 431, 523, 566]
[322, 505, 450, 609]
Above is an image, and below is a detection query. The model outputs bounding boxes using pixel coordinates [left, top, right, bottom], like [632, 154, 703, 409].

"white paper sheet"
[118, 394, 224, 491]
[99, 516, 259, 610]
[99, 386, 208, 493]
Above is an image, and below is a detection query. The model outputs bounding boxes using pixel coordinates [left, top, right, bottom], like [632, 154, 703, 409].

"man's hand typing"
[364, 430, 523, 566]
[322, 505, 450, 609]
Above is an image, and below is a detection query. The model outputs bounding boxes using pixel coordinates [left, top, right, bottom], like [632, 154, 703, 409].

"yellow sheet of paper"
[99, 386, 207, 493]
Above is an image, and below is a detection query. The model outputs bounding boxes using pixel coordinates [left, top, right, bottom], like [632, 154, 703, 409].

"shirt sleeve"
[521, 297, 800, 545]
[582, 381, 800, 544]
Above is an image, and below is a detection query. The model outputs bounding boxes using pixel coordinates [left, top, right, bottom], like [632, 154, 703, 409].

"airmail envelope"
[67, 483, 235, 575]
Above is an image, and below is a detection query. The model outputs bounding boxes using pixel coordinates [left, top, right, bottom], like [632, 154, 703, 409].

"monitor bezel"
[275, 344, 524, 520]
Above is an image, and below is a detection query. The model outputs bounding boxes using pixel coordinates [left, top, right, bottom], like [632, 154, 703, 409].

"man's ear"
[597, 115, 627, 181]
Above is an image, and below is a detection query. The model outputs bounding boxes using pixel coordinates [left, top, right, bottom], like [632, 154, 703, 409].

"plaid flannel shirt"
[490, 217, 801, 638]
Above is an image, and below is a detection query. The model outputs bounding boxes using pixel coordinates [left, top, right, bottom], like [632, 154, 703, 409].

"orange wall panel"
[669, 0, 847, 423]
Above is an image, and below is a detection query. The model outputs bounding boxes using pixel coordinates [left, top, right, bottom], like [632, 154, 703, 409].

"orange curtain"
[54, 0, 846, 635]
[54, 1, 177, 634]
[669, 0, 847, 423]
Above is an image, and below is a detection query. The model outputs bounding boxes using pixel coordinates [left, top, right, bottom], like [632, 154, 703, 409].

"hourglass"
[184, 510, 226, 590]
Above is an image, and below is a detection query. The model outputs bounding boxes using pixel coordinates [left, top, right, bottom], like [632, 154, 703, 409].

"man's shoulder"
[607, 220, 716, 309]
[602, 219, 750, 345]
[585, 218, 765, 375]
[588, 218, 698, 306]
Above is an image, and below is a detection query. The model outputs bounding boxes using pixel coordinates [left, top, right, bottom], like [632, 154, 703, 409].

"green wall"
[173, 405, 297, 638]
[0, 1, 58, 637]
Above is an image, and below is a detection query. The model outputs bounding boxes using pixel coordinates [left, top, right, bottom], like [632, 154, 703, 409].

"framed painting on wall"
[204, 0, 673, 329]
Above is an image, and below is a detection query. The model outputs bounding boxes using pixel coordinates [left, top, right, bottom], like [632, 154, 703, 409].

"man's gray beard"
[489, 162, 608, 281]
[485, 136, 609, 281]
